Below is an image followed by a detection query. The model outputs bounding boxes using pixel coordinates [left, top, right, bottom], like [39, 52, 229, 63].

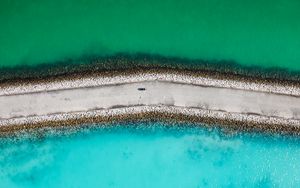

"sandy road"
[1, 80, 300, 123]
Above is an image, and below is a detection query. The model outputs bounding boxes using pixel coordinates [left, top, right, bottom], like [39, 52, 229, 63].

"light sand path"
[1, 80, 300, 127]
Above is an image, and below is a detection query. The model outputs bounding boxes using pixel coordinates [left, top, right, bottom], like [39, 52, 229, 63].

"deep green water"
[1, 122, 300, 187]
[1, 0, 300, 71]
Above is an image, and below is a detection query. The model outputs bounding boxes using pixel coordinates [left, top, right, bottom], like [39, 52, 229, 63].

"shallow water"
[1, 122, 300, 188]
[1, 0, 300, 71]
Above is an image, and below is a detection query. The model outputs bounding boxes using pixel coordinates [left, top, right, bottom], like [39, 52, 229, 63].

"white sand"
[1, 78, 300, 128]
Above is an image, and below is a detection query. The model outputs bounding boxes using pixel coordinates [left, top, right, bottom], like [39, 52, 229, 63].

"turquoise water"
[1, 122, 300, 188]
[1, 0, 300, 71]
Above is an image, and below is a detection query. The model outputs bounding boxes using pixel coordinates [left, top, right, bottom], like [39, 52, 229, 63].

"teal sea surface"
[1, 122, 300, 188]
[0, 0, 300, 72]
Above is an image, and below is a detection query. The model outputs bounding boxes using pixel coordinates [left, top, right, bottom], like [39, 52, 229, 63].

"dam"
[1, 70, 300, 134]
